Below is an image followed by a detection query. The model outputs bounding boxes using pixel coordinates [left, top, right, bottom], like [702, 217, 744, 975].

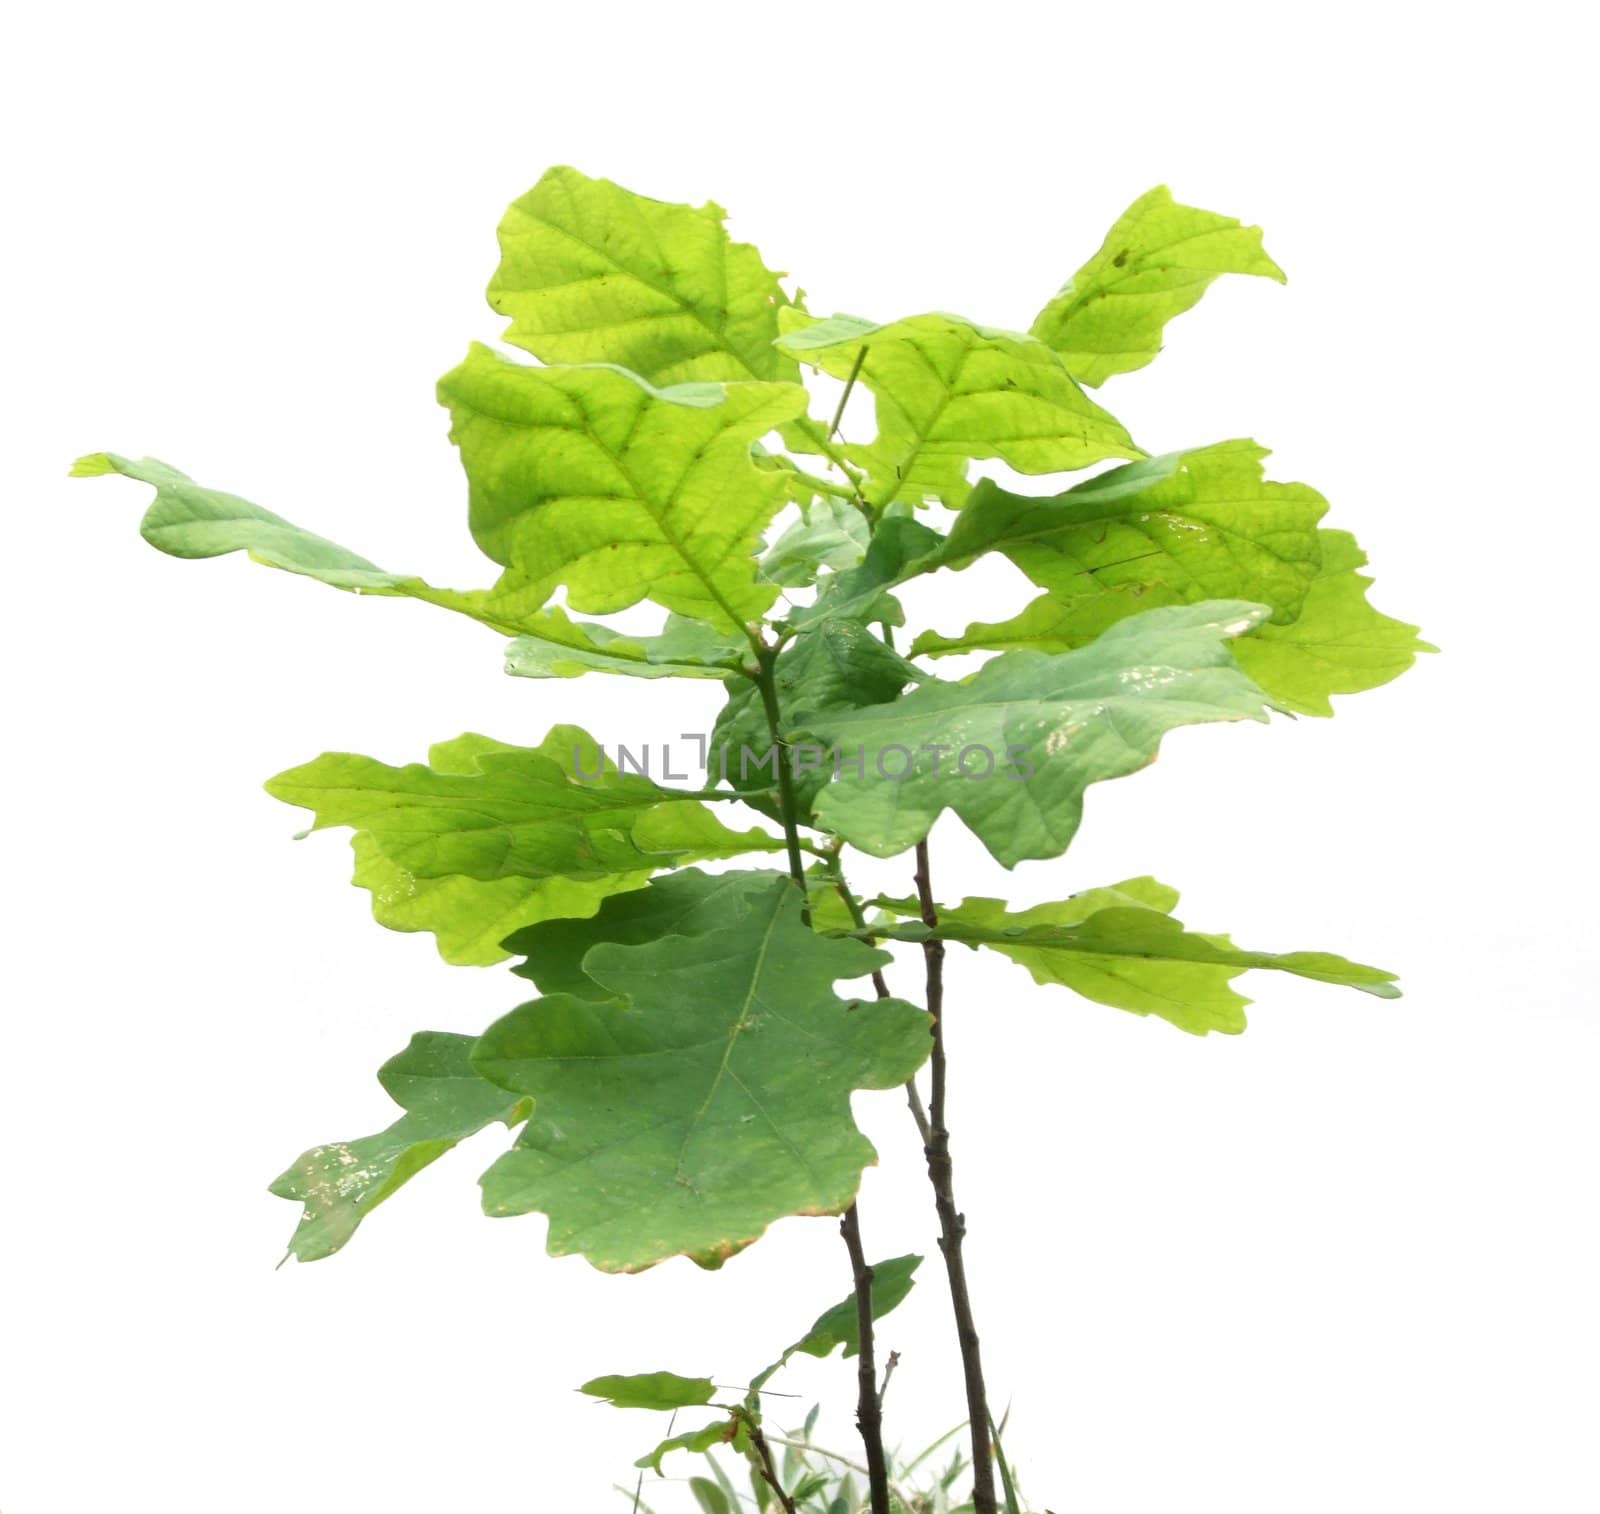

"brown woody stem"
[915, 839, 997, 1514]
[752, 686, 891, 1513]
[840, 1203, 892, 1514]
[745, 1418, 799, 1514]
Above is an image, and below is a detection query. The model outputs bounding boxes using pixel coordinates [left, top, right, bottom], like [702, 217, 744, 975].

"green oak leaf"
[761, 497, 872, 587]
[75, 453, 754, 686]
[437, 344, 808, 631]
[265, 726, 723, 885]
[267, 720, 774, 883]
[265, 728, 781, 962]
[801, 602, 1276, 864]
[1031, 185, 1286, 386]
[635, 1421, 734, 1474]
[910, 588, 1141, 660]
[788, 511, 945, 630]
[803, 866, 863, 936]
[632, 805, 790, 862]
[750, 1254, 923, 1390]
[1232, 529, 1436, 715]
[775, 312, 1139, 507]
[931, 441, 1326, 625]
[348, 833, 643, 967]
[487, 166, 803, 387]
[269, 1031, 530, 1262]
[871, 879, 1398, 1036]
[506, 868, 788, 1001]
[71, 452, 511, 627]
[579, 1372, 717, 1411]
[914, 521, 1432, 719]
[712, 617, 923, 821]
[503, 608, 744, 681]
[323, 729, 652, 965]
[472, 879, 930, 1272]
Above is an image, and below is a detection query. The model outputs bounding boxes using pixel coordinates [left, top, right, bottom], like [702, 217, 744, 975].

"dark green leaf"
[506, 868, 787, 1000]
[751, 1254, 923, 1390]
[803, 602, 1276, 864]
[472, 879, 930, 1271]
[713, 617, 922, 821]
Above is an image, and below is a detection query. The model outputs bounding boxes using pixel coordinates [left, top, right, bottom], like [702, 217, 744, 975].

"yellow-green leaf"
[870, 880, 1398, 1036]
[931, 441, 1325, 624]
[776, 312, 1139, 507]
[580, 1372, 718, 1411]
[1031, 186, 1285, 385]
[437, 345, 808, 630]
[1232, 530, 1436, 715]
[488, 166, 802, 386]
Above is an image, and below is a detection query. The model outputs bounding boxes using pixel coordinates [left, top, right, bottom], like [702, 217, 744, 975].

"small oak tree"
[78, 169, 1429, 1513]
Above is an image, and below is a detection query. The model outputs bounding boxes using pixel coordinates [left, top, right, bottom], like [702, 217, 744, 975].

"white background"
[3, 3, 1595, 1510]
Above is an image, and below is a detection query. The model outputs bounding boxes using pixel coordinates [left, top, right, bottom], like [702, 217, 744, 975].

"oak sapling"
[78, 168, 1429, 1512]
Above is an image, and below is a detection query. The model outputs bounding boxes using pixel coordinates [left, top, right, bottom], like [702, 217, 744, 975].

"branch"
[751, 643, 811, 904]
[914, 839, 998, 1514]
[840, 1203, 892, 1514]
[826, 857, 931, 1141]
[880, 1349, 901, 1407]
[827, 345, 869, 441]
[752, 680, 890, 1514]
[745, 1419, 799, 1514]
[789, 414, 869, 507]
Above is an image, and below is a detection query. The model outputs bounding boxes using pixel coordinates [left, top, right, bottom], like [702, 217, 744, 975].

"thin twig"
[826, 861, 926, 1134]
[747, 1419, 799, 1514]
[880, 1349, 901, 1408]
[841, 1203, 892, 1514]
[914, 839, 998, 1514]
[829, 868, 894, 1000]
[904, 1076, 933, 1147]
[828, 345, 869, 440]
